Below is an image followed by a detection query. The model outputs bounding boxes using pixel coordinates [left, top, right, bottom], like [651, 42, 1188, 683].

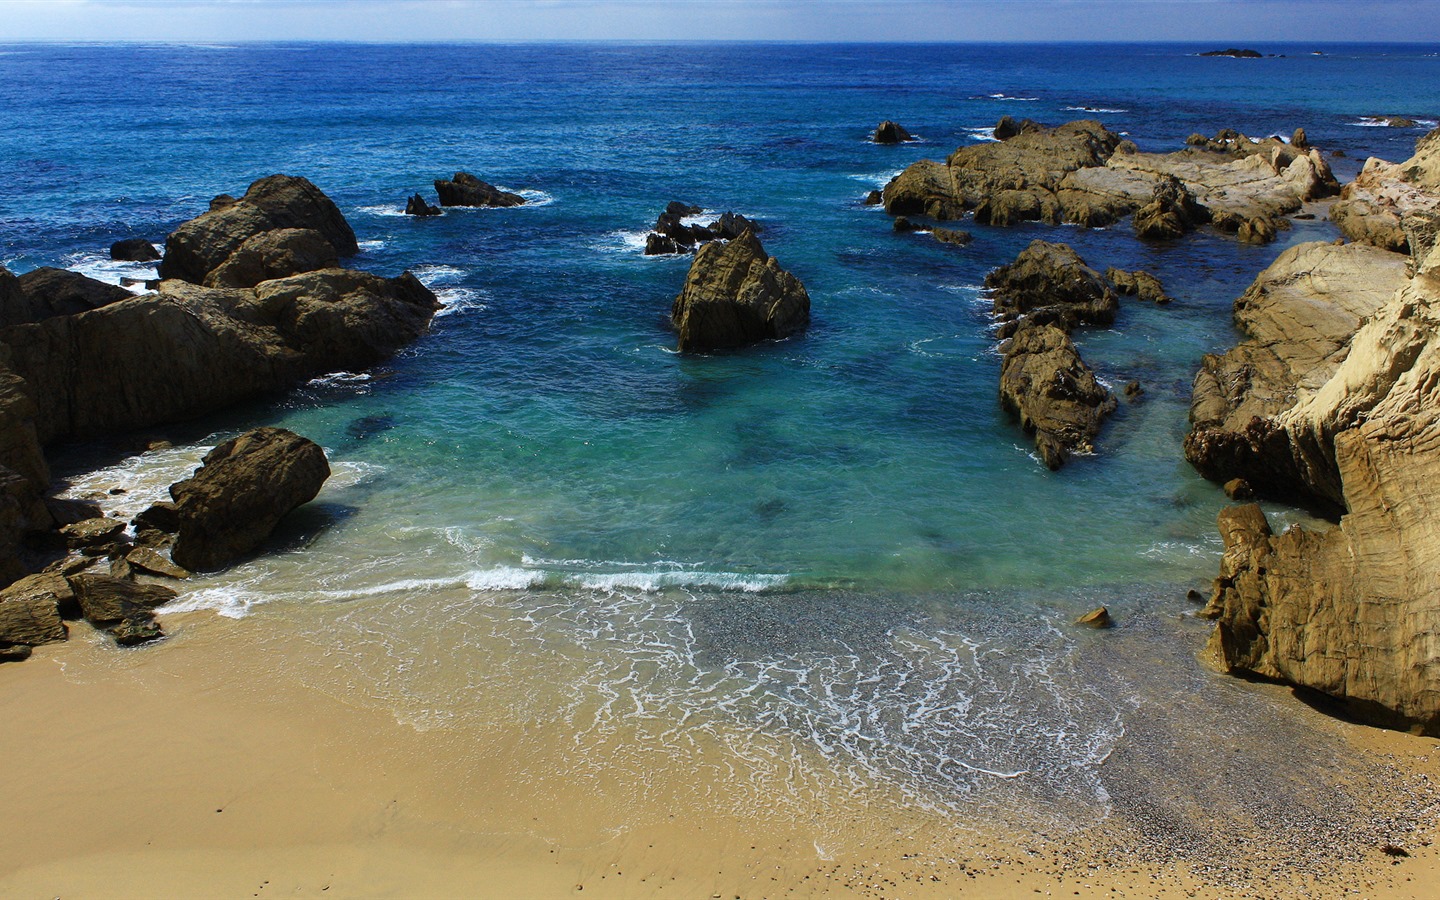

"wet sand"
[2, 608, 1438, 899]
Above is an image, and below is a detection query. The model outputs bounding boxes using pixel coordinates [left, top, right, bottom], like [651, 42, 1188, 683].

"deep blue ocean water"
[4, 42, 1439, 828]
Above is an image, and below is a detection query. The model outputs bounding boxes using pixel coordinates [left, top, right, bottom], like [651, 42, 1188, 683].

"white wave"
[306, 371, 372, 388]
[55, 440, 214, 521]
[573, 570, 787, 593]
[988, 93, 1039, 101]
[505, 188, 555, 207]
[593, 229, 656, 256]
[964, 127, 1000, 143]
[410, 264, 467, 285]
[1062, 105, 1127, 114]
[355, 204, 409, 217]
[434, 287, 489, 317]
[848, 170, 904, 188]
[466, 566, 548, 591]
[1139, 540, 1217, 561]
[61, 251, 159, 294]
[324, 459, 384, 491]
[357, 239, 386, 251]
[1351, 116, 1434, 128]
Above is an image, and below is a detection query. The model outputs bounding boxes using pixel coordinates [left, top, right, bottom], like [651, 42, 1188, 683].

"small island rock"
[872, 120, 913, 144]
[110, 238, 162, 262]
[671, 229, 809, 352]
[433, 172, 526, 208]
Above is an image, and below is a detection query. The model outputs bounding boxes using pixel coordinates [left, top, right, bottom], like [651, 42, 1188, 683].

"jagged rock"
[133, 502, 180, 534]
[664, 201, 703, 217]
[1105, 267, 1172, 304]
[110, 238, 162, 262]
[0, 354, 51, 585]
[59, 517, 125, 550]
[159, 174, 359, 284]
[883, 119, 1122, 225]
[862, 190, 883, 206]
[1123, 380, 1143, 398]
[169, 427, 330, 572]
[125, 547, 190, 580]
[993, 116, 1043, 141]
[671, 229, 809, 353]
[203, 228, 339, 288]
[1075, 607, 1113, 628]
[1223, 478, 1255, 501]
[644, 207, 759, 256]
[1185, 241, 1410, 501]
[45, 497, 103, 527]
[1133, 175, 1204, 240]
[710, 211, 757, 241]
[892, 216, 923, 233]
[999, 321, 1116, 469]
[0, 574, 69, 646]
[433, 172, 525, 208]
[133, 529, 175, 552]
[404, 194, 441, 217]
[69, 573, 176, 624]
[932, 227, 972, 246]
[1292, 128, 1310, 151]
[1237, 215, 1279, 244]
[1331, 128, 1440, 254]
[872, 120, 913, 144]
[109, 556, 133, 579]
[0, 269, 438, 445]
[1, 267, 131, 327]
[985, 240, 1118, 330]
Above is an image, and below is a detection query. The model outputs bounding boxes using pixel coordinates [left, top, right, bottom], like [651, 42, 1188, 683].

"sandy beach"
[3, 607, 1436, 900]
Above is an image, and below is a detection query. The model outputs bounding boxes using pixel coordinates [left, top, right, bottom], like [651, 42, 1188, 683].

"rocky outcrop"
[1, 267, 131, 327]
[0, 354, 53, 584]
[1132, 175, 1204, 240]
[110, 238, 161, 262]
[159, 174, 359, 284]
[203, 228, 339, 288]
[1331, 128, 1440, 255]
[1185, 241, 1410, 502]
[433, 172, 525, 208]
[0, 574, 69, 647]
[1106, 267, 1172, 304]
[69, 574, 175, 645]
[644, 204, 758, 256]
[985, 240, 1118, 330]
[0, 268, 438, 444]
[405, 194, 441, 217]
[671, 229, 809, 352]
[999, 322, 1116, 470]
[1201, 48, 1263, 58]
[168, 427, 329, 571]
[871, 120, 913, 144]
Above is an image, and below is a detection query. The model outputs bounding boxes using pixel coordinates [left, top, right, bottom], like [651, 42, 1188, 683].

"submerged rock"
[169, 427, 330, 572]
[1075, 607, 1113, 628]
[1105, 267, 1172, 304]
[871, 120, 913, 144]
[999, 321, 1116, 470]
[433, 172, 525, 208]
[670, 229, 809, 352]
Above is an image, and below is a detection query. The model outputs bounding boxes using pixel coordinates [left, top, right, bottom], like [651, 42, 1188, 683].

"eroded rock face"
[159, 174, 359, 284]
[1, 267, 131, 327]
[1105, 267, 1172, 304]
[985, 240, 1118, 330]
[999, 322, 1116, 470]
[433, 172, 525, 208]
[405, 194, 441, 217]
[670, 229, 809, 352]
[203, 228, 339, 288]
[0, 574, 69, 647]
[170, 427, 330, 572]
[1331, 128, 1440, 256]
[1133, 175, 1204, 240]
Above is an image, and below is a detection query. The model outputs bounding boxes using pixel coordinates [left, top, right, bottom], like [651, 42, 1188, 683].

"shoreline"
[3, 605, 1436, 899]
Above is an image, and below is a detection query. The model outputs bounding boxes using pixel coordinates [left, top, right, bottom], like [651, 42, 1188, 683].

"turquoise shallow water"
[7, 42, 1440, 828]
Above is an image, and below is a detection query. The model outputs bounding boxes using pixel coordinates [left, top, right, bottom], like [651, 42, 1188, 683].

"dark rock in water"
[2, 267, 132, 327]
[59, 517, 125, 550]
[1224, 477, 1256, 501]
[125, 547, 190, 580]
[1369, 116, 1418, 128]
[69, 573, 176, 624]
[0, 573, 70, 646]
[110, 238, 161, 262]
[160, 174, 359, 284]
[644, 207, 758, 255]
[1075, 606, 1114, 628]
[1237, 215, 1279, 244]
[169, 427, 330, 572]
[1105, 267, 1173, 304]
[1134, 175, 1204, 240]
[645, 233, 685, 255]
[932, 227, 973, 246]
[404, 194, 441, 217]
[0, 644, 31, 662]
[204, 227, 339, 288]
[985, 240, 1118, 330]
[1186, 588, 1206, 604]
[999, 321, 1116, 470]
[664, 201, 703, 217]
[671, 229, 810, 353]
[892, 216, 923, 233]
[992, 116, 1043, 141]
[862, 190, 883, 206]
[133, 502, 181, 534]
[872, 120, 913, 144]
[1123, 380, 1144, 398]
[709, 211, 758, 241]
[109, 616, 163, 646]
[1201, 48, 1263, 58]
[345, 414, 398, 441]
[45, 497, 103, 527]
[434, 172, 526, 208]
[1332, 149, 1347, 158]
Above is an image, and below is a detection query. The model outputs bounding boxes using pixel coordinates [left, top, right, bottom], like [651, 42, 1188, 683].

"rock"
[0, 574, 69, 645]
[125, 547, 190, 580]
[1186, 588, 1206, 603]
[159, 174, 359, 284]
[1292, 128, 1310, 151]
[169, 427, 330, 572]
[892, 216, 923, 233]
[1237, 215, 1279, 244]
[709, 211, 758, 241]
[883, 119, 1122, 224]
[433, 172, 526, 208]
[110, 238, 161, 262]
[59, 517, 125, 550]
[1, 268, 438, 445]
[0, 644, 31, 662]
[931, 227, 972, 246]
[644, 233, 686, 255]
[109, 617, 164, 646]
[1201, 49, 1263, 58]
[1223, 478, 1255, 501]
[45, 497, 102, 527]
[1075, 607, 1113, 628]
[0, 361, 51, 585]
[664, 201, 703, 217]
[1123, 380, 1143, 398]
[872, 120, 913, 144]
[985, 240, 1118, 330]
[993, 116, 1043, 141]
[999, 321, 1117, 469]
[109, 556, 133, 580]
[404, 194, 441, 217]
[1105, 267, 1172, 304]
[203, 228, 340, 288]
[862, 190, 883, 206]
[671, 229, 810, 353]
[1185, 241, 1410, 502]
[69, 573, 176, 624]
[1331, 129, 1440, 254]
[133, 528, 176, 552]
[1133, 175, 1204, 240]
[133, 502, 181, 534]
[2, 267, 132, 327]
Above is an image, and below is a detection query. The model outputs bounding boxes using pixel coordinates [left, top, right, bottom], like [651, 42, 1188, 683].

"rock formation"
[985, 240, 1118, 330]
[433, 172, 526, 208]
[999, 322, 1116, 470]
[1330, 127, 1440, 255]
[159, 174, 359, 284]
[871, 120, 913, 144]
[169, 427, 330, 572]
[644, 204, 759, 256]
[1, 267, 131, 327]
[1105, 267, 1172, 304]
[1191, 127, 1440, 734]
[405, 194, 441, 217]
[671, 229, 809, 352]
[203, 228, 340, 288]
[110, 237, 162, 262]
[1200, 48, 1263, 58]
[1132, 175, 1204, 240]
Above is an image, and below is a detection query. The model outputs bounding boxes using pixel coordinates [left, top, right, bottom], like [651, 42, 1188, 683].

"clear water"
[6, 41, 1439, 832]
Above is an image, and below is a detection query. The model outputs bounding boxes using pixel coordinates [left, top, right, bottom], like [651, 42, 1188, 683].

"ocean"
[4, 41, 1439, 845]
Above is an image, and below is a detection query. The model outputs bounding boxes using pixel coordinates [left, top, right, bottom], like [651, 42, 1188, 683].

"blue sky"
[0, 0, 1434, 43]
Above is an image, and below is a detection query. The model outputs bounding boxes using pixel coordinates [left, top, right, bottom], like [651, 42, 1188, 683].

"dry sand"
[2, 611, 1437, 900]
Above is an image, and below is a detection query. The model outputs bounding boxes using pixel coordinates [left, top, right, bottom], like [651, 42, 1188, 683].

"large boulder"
[0, 356, 52, 586]
[0, 269, 438, 444]
[1331, 128, 1440, 256]
[1, 267, 131, 327]
[0, 573, 69, 647]
[871, 120, 913, 144]
[433, 172, 525, 208]
[670, 229, 809, 352]
[1132, 175, 1205, 240]
[984, 240, 1118, 330]
[999, 322, 1116, 470]
[159, 174, 359, 284]
[110, 238, 161, 262]
[203, 228, 339, 288]
[169, 427, 330, 572]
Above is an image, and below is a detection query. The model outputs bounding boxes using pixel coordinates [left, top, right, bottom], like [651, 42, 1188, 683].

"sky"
[0, 0, 1435, 44]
